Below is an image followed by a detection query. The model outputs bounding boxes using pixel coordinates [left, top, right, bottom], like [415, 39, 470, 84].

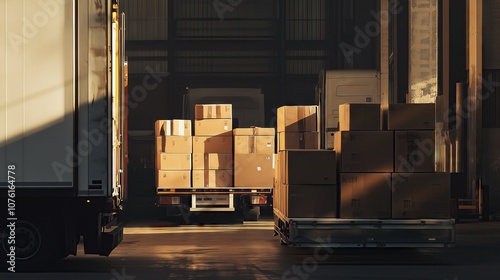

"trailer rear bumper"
[274, 210, 456, 248]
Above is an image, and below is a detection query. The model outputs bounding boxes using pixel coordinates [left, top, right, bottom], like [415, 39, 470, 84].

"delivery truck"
[155, 88, 273, 222]
[0, 0, 127, 270]
[273, 70, 456, 248]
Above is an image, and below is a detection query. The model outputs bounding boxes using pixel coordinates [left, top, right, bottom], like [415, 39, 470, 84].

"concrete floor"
[1, 217, 500, 280]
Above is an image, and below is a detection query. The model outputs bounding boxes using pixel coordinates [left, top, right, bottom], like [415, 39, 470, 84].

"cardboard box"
[195, 104, 232, 119]
[157, 170, 191, 188]
[234, 135, 275, 154]
[339, 103, 381, 131]
[192, 153, 233, 170]
[280, 150, 336, 185]
[156, 136, 192, 153]
[395, 131, 435, 172]
[156, 153, 192, 170]
[234, 154, 274, 187]
[391, 173, 451, 219]
[172, 119, 192, 136]
[233, 127, 275, 136]
[194, 119, 232, 136]
[284, 184, 337, 218]
[155, 120, 171, 136]
[278, 132, 319, 151]
[340, 173, 391, 219]
[192, 170, 233, 188]
[193, 136, 232, 153]
[388, 103, 436, 130]
[277, 106, 318, 132]
[334, 131, 394, 172]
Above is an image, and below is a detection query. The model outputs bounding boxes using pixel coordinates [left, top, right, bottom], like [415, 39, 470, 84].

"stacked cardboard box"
[388, 103, 451, 219]
[233, 127, 275, 187]
[275, 150, 337, 218]
[155, 120, 192, 189]
[335, 103, 393, 219]
[277, 106, 319, 151]
[192, 104, 233, 188]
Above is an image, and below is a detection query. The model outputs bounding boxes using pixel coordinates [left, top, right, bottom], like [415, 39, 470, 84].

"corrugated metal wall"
[123, 0, 380, 128]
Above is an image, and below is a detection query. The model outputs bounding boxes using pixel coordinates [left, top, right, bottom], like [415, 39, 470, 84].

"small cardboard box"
[285, 184, 337, 218]
[278, 132, 319, 151]
[277, 106, 318, 132]
[195, 104, 232, 119]
[280, 149, 336, 185]
[156, 136, 192, 154]
[234, 154, 274, 187]
[234, 135, 275, 154]
[388, 103, 436, 130]
[172, 119, 192, 136]
[391, 173, 451, 219]
[157, 170, 191, 188]
[334, 131, 394, 172]
[156, 153, 192, 170]
[395, 130, 435, 172]
[340, 173, 392, 219]
[192, 153, 233, 170]
[155, 120, 171, 136]
[339, 103, 381, 131]
[192, 170, 233, 188]
[192, 136, 233, 153]
[194, 119, 233, 136]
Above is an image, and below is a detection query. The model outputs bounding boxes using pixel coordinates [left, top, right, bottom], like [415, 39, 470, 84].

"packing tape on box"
[298, 107, 305, 132]
[249, 135, 256, 153]
[204, 171, 209, 187]
[299, 132, 305, 149]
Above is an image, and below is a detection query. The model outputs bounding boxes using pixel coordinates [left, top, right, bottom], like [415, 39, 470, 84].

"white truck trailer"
[0, 0, 127, 270]
[156, 88, 272, 222]
[274, 69, 456, 248]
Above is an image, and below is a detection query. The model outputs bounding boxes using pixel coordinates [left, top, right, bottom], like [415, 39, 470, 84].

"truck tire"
[243, 206, 260, 221]
[1, 218, 60, 271]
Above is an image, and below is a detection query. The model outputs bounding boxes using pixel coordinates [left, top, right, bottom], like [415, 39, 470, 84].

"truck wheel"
[243, 206, 260, 221]
[1, 218, 58, 271]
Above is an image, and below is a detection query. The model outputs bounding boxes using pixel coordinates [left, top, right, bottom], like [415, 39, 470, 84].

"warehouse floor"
[2, 218, 499, 280]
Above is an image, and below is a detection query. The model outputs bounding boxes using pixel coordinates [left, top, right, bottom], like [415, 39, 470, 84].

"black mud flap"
[100, 224, 123, 256]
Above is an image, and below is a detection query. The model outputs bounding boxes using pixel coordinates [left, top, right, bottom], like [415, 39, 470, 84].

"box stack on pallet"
[192, 104, 233, 188]
[334, 103, 451, 219]
[335, 104, 393, 219]
[155, 120, 193, 190]
[274, 106, 337, 218]
[233, 127, 275, 187]
[388, 103, 451, 219]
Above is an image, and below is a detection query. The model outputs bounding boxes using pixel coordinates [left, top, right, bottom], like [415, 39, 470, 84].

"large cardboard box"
[395, 131, 435, 172]
[340, 173, 391, 219]
[195, 104, 232, 119]
[192, 153, 233, 170]
[339, 103, 381, 131]
[334, 131, 394, 172]
[391, 173, 451, 219]
[172, 119, 192, 136]
[278, 132, 319, 151]
[234, 135, 275, 154]
[194, 119, 232, 136]
[155, 120, 171, 136]
[277, 106, 318, 132]
[388, 103, 436, 130]
[193, 136, 232, 153]
[157, 153, 192, 170]
[280, 150, 336, 185]
[284, 184, 337, 218]
[157, 170, 191, 188]
[192, 170, 233, 188]
[234, 154, 274, 187]
[156, 136, 192, 153]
